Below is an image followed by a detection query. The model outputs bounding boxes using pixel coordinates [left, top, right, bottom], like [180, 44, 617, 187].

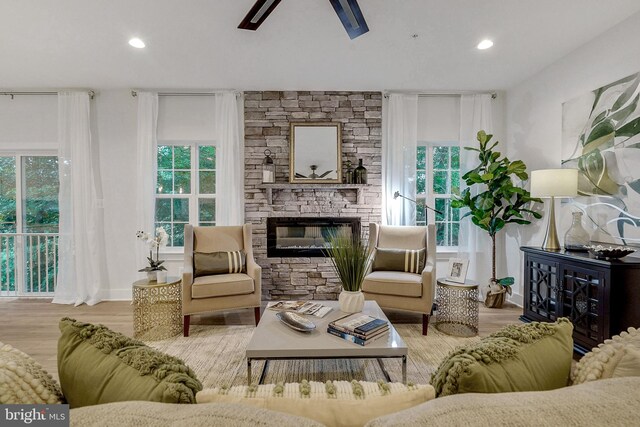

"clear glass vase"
[564, 211, 590, 251]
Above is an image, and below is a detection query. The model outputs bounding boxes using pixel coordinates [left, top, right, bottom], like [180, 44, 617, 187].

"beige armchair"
[182, 224, 262, 337]
[362, 223, 436, 335]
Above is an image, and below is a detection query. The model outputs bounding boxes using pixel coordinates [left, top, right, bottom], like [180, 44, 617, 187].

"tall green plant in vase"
[451, 130, 542, 308]
[325, 231, 371, 313]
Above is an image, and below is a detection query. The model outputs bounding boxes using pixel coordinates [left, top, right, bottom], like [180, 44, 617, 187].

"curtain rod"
[130, 90, 240, 98]
[384, 92, 497, 99]
[1, 91, 95, 100]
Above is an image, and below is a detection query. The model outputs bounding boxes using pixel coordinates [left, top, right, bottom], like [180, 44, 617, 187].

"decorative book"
[267, 301, 332, 318]
[331, 313, 388, 335]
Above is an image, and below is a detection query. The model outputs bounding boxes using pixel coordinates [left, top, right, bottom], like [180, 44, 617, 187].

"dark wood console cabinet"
[520, 246, 640, 355]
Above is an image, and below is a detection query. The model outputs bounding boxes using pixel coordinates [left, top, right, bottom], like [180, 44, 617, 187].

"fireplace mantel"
[258, 183, 367, 204]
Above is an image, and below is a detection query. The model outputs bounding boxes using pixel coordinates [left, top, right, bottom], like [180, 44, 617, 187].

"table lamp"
[530, 168, 578, 251]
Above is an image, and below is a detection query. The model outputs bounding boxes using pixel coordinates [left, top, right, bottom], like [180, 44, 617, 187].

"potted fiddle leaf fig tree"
[451, 130, 542, 308]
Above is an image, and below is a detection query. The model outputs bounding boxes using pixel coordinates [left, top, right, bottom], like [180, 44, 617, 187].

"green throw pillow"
[430, 318, 574, 397]
[58, 318, 202, 408]
[372, 248, 425, 273]
[194, 251, 246, 277]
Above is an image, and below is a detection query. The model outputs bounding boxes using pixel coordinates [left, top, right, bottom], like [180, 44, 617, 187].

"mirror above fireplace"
[290, 122, 342, 184]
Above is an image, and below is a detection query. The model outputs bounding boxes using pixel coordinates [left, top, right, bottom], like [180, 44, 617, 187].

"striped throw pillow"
[194, 251, 247, 276]
[372, 248, 425, 273]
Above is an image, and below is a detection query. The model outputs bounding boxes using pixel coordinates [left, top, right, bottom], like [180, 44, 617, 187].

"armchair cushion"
[362, 271, 422, 297]
[192, 274, 255, 299]
[372, 248, 425, 273]
[194, 251, 246, 277]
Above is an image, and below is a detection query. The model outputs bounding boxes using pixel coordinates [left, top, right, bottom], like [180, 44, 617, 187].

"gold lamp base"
[542, 196, 560, 251]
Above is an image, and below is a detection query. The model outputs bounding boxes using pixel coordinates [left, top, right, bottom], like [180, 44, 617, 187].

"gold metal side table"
[132, 277, 182, 341]
[435, 278, 479, 337]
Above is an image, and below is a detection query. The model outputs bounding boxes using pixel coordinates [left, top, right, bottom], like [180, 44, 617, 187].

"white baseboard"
[508, 292, 523, 307]
[99, 288, 132, 301]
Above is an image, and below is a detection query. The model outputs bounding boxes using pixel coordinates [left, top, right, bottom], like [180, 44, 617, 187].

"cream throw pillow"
[0, 342, 63, 404]
[572, 327, 640, 384]
[197, 380, 435, 427]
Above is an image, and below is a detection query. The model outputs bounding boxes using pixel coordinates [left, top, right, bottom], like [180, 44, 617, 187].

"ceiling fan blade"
[319, 170, 333, 178]
[328, 0, 369, 39]
[238, 0, 282, 31]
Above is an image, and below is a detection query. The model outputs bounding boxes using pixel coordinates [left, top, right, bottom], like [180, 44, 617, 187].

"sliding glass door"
[0, 154, 59, 296]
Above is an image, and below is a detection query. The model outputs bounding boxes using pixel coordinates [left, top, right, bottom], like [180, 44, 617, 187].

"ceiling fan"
[238, 0, 369, 40]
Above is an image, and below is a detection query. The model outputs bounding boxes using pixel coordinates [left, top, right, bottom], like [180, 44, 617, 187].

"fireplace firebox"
[267, 217, 361, 257]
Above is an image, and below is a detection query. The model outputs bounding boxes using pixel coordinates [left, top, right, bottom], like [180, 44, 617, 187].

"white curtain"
[459, 94, 494, 285]
[135, 92, 158, 272]
[382, 93, 418, 225]
[53, 92, 103, 306]
[215, 92, 245, 225]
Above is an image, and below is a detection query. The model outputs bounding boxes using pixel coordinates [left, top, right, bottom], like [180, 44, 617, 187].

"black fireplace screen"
[266, 217, 361, 257]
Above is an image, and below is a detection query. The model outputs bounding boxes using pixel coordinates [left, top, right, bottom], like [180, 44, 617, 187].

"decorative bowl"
[586, 244, 636, 260]
[276, 311, 316, 332]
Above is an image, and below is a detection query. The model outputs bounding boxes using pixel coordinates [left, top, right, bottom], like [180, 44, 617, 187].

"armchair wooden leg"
[422, 314, 430, 336]
[254, 307, 261, 326]
[183, 315, 191, 337]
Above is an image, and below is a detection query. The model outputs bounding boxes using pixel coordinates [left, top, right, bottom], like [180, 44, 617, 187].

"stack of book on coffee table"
[327, 313, 389, 346]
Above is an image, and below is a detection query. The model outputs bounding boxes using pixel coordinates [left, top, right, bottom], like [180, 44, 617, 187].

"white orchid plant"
[136, 227, 169, 272]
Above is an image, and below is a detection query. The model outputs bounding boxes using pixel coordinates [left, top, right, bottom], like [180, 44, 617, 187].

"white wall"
[504, 11, 640, 304]
[0, 95, 57, 150]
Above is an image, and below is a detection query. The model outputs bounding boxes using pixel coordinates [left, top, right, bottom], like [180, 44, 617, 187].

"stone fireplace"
[244, 91, 383, 300]
[266, 217, 361, 257]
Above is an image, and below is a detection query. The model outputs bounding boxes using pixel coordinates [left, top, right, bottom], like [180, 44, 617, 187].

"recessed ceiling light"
[477, 39, 493, 50]
[128, 38, 146, 49]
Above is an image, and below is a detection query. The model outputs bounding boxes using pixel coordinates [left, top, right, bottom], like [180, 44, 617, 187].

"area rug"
[146, 324, 480, 387]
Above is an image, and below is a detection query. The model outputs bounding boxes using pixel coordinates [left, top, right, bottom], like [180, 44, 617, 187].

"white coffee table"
[246, 300, 408, 384]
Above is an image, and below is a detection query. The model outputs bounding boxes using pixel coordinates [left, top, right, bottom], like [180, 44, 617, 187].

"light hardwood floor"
[0, 298, 522, 380]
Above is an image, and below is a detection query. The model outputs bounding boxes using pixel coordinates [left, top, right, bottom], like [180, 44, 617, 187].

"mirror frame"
[289, 122, 342, 184]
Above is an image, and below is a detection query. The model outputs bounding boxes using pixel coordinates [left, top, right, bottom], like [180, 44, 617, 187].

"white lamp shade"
[530, 169, 578, 198]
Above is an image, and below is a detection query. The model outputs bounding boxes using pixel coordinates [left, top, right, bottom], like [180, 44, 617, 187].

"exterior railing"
[0, 233, 59, 296]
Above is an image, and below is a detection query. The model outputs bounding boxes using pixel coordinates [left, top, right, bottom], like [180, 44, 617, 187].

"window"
[0, 154, 59, 295]
[155, 143, 216, 247]
[416, 143, 460, 248]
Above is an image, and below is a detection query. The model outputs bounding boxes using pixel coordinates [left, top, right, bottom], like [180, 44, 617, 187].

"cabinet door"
[524, 255, 559, 322]
[559, 264, 606, 349]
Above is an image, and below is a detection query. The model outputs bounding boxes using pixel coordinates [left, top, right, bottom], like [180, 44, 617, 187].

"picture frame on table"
[446, 258, 469, 283]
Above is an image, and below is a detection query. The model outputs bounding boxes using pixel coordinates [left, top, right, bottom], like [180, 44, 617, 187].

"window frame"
[416, 141, 460, 252]
[0, 150, 59, 235]
[155, 140, 216, 252]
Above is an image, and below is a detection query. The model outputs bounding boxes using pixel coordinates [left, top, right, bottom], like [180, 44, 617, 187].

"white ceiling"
[2, 0, 640, 91]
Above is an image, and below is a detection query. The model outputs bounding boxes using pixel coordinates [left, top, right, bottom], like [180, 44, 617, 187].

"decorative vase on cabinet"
[564, 211, 590, 251]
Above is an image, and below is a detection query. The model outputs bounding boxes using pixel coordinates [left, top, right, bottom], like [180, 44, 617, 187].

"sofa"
[3, 319, 640, 426]
[66, 377, 640, 426]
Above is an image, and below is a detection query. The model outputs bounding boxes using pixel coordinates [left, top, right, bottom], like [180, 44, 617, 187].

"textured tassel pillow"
[58, 318, 202, 408]
[572, 327, 640, 384]
[197, 380, 435, 427]
[0, 341, 64, 404]
[431, 318, 574, 397]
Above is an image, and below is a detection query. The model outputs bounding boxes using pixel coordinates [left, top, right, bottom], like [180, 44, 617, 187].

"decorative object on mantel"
[564, 211, 591, 251]
[562, 71, 640, 248]
[344, 159, 354, 184]
[530, 168, 579, 251]
[354, 159, 368, 184]
[136, 227, 168, 281]
[325, 230, 371, 313]
[451, 130, 542, 308]
[586, 244, 636, 260]
[262, 149, 276, 184]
